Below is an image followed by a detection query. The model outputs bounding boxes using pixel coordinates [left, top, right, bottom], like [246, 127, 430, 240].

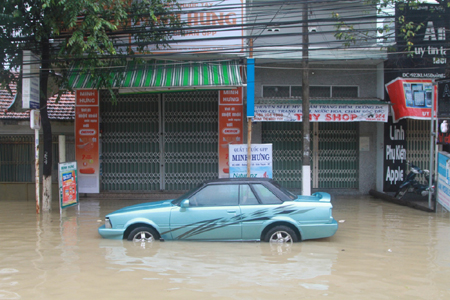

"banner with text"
[228, 144, 272, 178]
[58, 161, 79, 209]
[219, 88, 243, 178]
[437, 152, 450, 212]
[385, 77, 437, 123]
[383, 118, 407, 192]
[75, 90, 100, 193]
[254, 104, 388, 122]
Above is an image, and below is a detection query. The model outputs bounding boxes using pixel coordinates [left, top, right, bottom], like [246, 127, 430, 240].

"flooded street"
[1, 195, 449, 300]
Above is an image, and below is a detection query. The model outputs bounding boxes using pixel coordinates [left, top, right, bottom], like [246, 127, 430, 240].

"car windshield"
[171, 183, 203, 205]
[271, 180, 297, 200]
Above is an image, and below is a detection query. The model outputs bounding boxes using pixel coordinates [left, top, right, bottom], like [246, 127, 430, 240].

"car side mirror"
[180, 199, 190, 208]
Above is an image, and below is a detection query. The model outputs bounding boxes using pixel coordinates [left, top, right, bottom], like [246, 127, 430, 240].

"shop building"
[1, 0, 408, 198]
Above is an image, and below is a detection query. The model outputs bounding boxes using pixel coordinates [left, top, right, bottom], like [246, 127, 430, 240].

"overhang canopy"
[68, 60, 244, 93]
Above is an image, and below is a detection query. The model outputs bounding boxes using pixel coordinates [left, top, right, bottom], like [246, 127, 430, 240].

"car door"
[239, 183, 284, 240]
[169, 184, 242, 240]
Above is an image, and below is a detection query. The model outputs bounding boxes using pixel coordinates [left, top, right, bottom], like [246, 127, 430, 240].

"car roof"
[203, 178, 275, 185]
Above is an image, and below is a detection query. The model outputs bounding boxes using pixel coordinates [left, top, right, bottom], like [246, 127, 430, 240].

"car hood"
[108, 200, 174, 215]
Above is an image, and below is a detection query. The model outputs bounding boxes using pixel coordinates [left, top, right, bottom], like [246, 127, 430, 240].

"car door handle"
[227, 210, 236, 214]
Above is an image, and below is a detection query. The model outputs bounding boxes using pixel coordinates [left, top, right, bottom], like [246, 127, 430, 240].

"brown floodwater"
[0, 195, 449, 300]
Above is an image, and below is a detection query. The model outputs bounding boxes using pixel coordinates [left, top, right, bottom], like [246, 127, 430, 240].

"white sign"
[125, 0, 245, 54]
[22, 50, 40, 109]
[254, 104, 389, 122]
[229, 144, 272, 178]
[30, 109, 41, 130]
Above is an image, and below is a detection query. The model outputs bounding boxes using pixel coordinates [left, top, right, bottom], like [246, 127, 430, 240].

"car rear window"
[239, 184, 259, 205]
[252, 184, 283, 204]
[192, 184, 239, 206]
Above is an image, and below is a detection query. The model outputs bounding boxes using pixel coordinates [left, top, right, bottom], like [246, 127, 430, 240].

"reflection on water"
[0, 196, 449, 299]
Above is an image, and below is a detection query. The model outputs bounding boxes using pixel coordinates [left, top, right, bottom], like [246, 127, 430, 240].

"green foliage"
[333, 0, 449, 56]
[0, 0, 182, 101]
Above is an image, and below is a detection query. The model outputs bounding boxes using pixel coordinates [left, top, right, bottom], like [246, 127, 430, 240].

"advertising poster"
[385, 78, 437, 122]
[228, 144, 272, 178]
[393, 3, 449, 79]
[383, 118, 407, 192]
[437, 152, 450, 211]
[218, 88, 243, 178]
[58, 162, 79, 209]
[254, 104, 388, 122]
[75, 90, 100, 193]
[124, 0, 245, 54]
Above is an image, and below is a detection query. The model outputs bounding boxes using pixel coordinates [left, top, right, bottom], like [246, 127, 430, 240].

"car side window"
[252, 184, 282, 204]
[239, 184, 259, 205]
[190, 184, 239, 206]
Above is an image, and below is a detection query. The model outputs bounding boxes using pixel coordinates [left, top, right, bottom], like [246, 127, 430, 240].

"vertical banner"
[383, 118, 407, 192]
[58, 161, 79, 209]
[218, 88, 243, 178]
[229, 144, 272, 178]
[75, 90, 100, 193]
[22, 50, 40, 109]
[437, 152, 450, 211]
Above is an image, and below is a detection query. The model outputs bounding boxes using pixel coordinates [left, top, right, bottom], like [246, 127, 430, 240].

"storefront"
[68, 60, 245, 192]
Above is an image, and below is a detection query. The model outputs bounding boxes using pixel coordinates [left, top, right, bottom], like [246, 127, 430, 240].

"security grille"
[0, 135, 33, 182]
[163, 91, 219, 190]
[316, 122, 358, 188]
[261, 122, 303, 189]
[0, 135, 75, 183]
[100, 91, 161, 191]
[100, 90, 218, 191]
[406, 119, 431, 183]
[261, 122, 358, 189]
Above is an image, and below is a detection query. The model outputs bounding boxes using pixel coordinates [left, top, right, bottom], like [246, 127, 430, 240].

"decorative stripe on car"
[161, 205, 313, 239]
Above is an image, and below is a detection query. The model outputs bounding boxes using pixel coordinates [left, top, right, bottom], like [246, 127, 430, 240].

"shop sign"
[125, 0, 245, 54]
[228, 144, 273, 178]
[394, 3, 449, 79]
[437, 152, 450, 211]
[75, 90, 100, 193]
[383, 118, 407, 192]
[218, 88, 243, 178]
[22, 50, 40, 109]
[385, 78, 437, 122]
[58, 161, 79, 209]
[254, 104, 388, 122]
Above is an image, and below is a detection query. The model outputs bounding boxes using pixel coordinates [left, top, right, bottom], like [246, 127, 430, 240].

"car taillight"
[105, 217, 112, 228]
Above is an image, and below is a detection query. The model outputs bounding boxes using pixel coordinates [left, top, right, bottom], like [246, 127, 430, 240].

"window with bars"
[263, 85, 358, 98]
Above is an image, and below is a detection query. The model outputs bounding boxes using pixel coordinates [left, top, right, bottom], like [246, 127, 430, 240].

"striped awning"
[67, 60, 244, 93]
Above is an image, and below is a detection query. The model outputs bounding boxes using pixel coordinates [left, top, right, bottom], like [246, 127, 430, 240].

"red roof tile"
[0, 84, 75, 120]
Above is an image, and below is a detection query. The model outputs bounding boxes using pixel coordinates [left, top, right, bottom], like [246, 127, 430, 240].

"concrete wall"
[0, 182, 59, 201]
[359, 122, 378, 194]
[254, 63, 379, 98]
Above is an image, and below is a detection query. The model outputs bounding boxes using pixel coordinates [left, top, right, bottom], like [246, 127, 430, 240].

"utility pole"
[302, 1, 311, 195]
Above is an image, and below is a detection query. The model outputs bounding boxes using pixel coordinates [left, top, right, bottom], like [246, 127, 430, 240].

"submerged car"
[98, 178, 338, 243]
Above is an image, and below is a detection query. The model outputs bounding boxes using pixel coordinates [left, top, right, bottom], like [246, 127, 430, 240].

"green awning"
[68, 60, 244, 93]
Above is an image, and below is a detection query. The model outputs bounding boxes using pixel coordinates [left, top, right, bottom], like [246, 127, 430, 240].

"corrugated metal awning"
[68, 60, 244, 93]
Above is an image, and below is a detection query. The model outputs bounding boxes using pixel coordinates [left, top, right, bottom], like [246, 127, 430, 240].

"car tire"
[264, 225, 298, 243]
[127, 226, 159, 242]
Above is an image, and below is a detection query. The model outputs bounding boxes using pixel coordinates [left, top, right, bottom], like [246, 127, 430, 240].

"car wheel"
[394, 186, 408, 199]
[127, 226, 159, 242]
[264, 226, 298, 243]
